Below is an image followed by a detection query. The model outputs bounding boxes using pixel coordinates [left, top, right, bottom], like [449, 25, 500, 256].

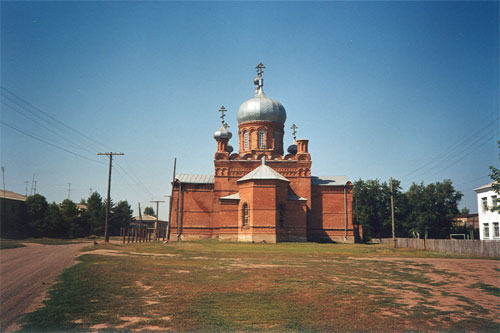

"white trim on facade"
[474, 183, 500, 240]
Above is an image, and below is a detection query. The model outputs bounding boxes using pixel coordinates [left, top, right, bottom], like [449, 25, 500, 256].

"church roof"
[311, 176, 349, 186]
[238, 159, 289, 183]
[176, 174, 215, 184]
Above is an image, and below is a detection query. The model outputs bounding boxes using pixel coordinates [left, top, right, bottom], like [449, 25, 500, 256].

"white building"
[474, 182, 500, 240]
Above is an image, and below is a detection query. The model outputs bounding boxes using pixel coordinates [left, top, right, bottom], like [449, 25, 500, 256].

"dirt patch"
[0, 242, 90, 332]
[173, 269, 190, 273]
[355, 257, 500, 322]
[135, 281, 153, 290]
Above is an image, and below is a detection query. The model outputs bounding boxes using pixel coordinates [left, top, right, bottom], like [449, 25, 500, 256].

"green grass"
[0, 239, 26, 250]
[19, 240, 500, 332]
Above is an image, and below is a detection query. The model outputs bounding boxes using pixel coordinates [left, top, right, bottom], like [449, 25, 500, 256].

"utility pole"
[1, 166, 5, 196]
[98, 152, 124, 242]
[167, 157, 176, 241]
[67, 183, 71, 199]
[25, 181, 30, 196]
[390, 177, 396, 248]
[33, 181, 37, 194]
[30, 174, 36, 195]
[138, 202, 143, 240]
[151, 200, 165, 241]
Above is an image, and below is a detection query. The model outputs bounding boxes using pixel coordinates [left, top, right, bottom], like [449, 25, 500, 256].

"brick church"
[170, 64, 360, 243]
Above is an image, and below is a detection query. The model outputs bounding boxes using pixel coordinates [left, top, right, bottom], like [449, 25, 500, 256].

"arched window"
[274, 132, 280, 150]
[258, 129, 265, 149]
[242, 203, 249, 226]
[244, 131, 249, 150]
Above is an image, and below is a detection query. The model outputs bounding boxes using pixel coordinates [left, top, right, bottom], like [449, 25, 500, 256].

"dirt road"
[0, 242, 90, 332]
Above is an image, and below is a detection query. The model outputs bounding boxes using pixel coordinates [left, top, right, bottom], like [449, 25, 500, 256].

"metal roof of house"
[474, 182, 497, 192]
[176, 174, 215, 184]
[219, 193, 240, 200]
[0, 190, 27, 201]
[238, 162, 289, 183]
[133, 215, 167, 223]
[311, 176, 349, 186]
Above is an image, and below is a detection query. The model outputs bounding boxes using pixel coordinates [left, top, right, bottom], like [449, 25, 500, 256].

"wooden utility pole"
[98, 152, 124, 242]
[167, 157, 176, 241]
[151, 200, 165, 241]
[138, 202, 143, 241]
[67, 183, 71, 199]
[390, 177, 396, 248]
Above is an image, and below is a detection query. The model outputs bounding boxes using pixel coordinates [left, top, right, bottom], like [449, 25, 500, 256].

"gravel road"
[0, 242, 90, 332]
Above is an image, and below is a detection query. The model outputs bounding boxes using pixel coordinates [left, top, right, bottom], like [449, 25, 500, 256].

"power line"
[1, 120, 107, 165]
[1, 99, 99, 156]
[1, 87, 114, 152]
[401, 115, 500, 181]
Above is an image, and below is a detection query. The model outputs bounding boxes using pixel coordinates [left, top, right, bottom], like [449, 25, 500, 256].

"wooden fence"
[372, 238, 500, 257]
[120, 227, 168, 244]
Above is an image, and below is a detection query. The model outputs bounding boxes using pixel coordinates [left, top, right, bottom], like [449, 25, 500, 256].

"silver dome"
[237, 74, 286, 125]
[214, 124, 232, 140]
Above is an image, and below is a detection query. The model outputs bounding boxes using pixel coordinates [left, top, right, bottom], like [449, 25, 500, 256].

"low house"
[0, 190, 27, 237]
[474, 182, 500, 240]
[130, 215, 168, 230]
[452, 214, 479, 229]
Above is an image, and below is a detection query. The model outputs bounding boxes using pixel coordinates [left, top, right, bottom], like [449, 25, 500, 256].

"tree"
[109, 200, 134, 236]
[143, 206, 155, 216]
[60, 199, 82, 238]
[460, 207, 470, 215]
[353, 179, 392, 239]
[488, 140, 500, 211]
[84, 191, 105, 235]
[405, 180, 462, 239]
[44, 202, 66, 238]
[25, 194, 49, 237]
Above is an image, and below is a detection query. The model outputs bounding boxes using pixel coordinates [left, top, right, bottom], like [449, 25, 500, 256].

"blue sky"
[1, 1, 498, 220]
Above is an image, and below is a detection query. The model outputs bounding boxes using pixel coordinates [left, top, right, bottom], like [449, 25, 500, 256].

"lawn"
[0, 239, 26, 250]
[20, 241, 500, 332]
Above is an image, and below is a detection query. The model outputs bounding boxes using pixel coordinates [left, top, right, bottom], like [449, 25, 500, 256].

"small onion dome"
[226, 144, 234, 153]
[237, 78, 286, 125]
[214, 124, 232, 140]
[287, 143, 298, 155]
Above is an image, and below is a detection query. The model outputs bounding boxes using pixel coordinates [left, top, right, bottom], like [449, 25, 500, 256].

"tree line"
[353, 178, 467, 240]
[7, 192, 134, 239]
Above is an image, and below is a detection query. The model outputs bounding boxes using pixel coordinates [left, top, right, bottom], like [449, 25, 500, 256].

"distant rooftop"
[0, 190, 27, 201]
[474, 182, 497, 192]
[176, 174, 214, 184]
[311, 176, 349, 186]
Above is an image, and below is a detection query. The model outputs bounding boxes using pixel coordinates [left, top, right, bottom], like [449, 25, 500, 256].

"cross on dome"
[218, 105, 227, 125]
[290, 124, 298, 141]
[256, 62, 266, 77]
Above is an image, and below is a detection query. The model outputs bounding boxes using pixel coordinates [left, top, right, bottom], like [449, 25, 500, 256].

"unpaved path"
[0, 242, 90, 332]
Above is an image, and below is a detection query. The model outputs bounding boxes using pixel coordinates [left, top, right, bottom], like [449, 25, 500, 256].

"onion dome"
[226, 144, 234, 153]
[214, 124, 232, 140]
[237, 64, 286, 125]
[287, 143, 297, 155]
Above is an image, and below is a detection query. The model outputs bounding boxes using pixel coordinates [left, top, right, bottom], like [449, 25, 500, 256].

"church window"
[244, 131, 249, 150]
[274, 132, 280, 150]
[258, 129, 265, 148]
[242, 203, 249, 226]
